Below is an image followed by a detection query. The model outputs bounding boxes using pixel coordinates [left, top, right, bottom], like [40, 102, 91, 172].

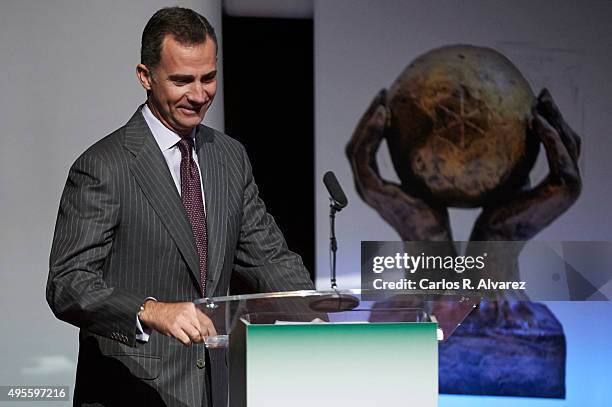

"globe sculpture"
[385, 45, 539, 207]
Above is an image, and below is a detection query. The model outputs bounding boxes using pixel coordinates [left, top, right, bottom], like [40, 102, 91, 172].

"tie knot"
[177, 137, 194, 158]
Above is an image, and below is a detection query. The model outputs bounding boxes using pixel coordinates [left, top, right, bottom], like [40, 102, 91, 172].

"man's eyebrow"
[168, 71, 217, 81]
[203, 70, 217, 78]
[168, 74, 194, 81]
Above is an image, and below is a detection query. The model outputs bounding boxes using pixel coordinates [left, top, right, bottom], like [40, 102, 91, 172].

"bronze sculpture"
[347, 45, 581, 397]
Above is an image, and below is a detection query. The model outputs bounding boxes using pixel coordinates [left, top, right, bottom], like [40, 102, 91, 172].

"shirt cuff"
[136, 297, 157, 343]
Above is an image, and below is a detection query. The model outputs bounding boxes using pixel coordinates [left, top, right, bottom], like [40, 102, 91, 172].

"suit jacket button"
[196, 358, 205, 369]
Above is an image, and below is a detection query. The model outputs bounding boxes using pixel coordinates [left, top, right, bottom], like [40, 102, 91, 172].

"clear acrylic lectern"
[195, 289, 476, 407]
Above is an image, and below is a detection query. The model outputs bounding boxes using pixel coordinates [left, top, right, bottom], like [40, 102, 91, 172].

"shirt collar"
[141, 103, 196, 151]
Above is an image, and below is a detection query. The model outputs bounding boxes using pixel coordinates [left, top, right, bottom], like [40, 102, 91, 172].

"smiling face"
[137, 34, 217, 136]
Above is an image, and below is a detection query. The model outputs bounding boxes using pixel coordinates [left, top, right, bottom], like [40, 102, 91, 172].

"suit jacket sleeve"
[232, 145, 315, 292]
[47, 152, 144, 346]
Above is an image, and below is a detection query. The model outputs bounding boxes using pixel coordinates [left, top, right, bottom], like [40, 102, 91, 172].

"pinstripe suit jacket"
[47, 108, 314, 407]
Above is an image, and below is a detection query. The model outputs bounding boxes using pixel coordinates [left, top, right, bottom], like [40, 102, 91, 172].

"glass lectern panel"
[194, 289, 477, 347]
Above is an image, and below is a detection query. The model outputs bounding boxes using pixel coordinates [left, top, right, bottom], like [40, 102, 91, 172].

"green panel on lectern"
[244, 322, 437, 407]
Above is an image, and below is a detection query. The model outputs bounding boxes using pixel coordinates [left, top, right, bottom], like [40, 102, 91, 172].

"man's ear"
[136, 64, 153, 91]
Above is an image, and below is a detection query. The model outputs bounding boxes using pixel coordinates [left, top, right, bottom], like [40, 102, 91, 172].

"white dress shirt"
[141, 103, 207, 213]
[136, 103, 207, 342]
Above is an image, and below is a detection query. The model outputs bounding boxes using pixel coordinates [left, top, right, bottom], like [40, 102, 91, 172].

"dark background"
[223, 16, 315, 279]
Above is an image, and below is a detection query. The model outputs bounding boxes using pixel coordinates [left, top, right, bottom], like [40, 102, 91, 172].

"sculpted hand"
[349, 90, 467, 325]
[470, 88, 581, 242]
[139, 300, 218, 346]
[346, 89, 453, 241]
[468, 89, 581, 325]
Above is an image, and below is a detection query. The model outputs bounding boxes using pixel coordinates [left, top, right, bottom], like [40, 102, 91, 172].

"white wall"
[0, 0, 222, 399]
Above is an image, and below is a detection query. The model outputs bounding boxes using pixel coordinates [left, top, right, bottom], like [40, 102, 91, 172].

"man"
[47, 7, 313, 407]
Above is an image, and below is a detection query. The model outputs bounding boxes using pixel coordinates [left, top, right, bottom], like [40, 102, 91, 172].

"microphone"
[323, 171, 348, 211]
[322, 171, 347, 289]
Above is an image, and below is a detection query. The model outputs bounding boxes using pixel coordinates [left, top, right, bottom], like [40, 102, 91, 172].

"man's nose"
[186, 83, 207, 104]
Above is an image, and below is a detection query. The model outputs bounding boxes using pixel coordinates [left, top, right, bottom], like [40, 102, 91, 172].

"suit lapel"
[123, 109, 202, 290]
[196, 125, 228, 296]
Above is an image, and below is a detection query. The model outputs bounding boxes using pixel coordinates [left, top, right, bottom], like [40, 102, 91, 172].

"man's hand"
[139, 300, 217, 346]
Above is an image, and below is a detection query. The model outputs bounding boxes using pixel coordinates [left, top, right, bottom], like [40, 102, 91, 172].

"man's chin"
[174, 118, 203, 135]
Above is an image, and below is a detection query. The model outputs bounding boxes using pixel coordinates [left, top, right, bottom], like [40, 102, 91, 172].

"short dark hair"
[141, 7, 217, 68]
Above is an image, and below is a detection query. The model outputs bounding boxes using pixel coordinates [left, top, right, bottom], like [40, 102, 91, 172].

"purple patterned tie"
[177, 137, 208, 295]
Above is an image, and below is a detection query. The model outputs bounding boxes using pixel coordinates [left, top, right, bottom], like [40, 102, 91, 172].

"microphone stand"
[329, 197, 341, 289]
[308, 197, 359, 312]
[309, 173, 359, 312]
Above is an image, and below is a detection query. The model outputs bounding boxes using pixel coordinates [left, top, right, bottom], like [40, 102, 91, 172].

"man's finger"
[196, 312, 218, 337]
[184, 323, 204, 344]
[205, 320, 218, 338]
[175, 330, 192, 346]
